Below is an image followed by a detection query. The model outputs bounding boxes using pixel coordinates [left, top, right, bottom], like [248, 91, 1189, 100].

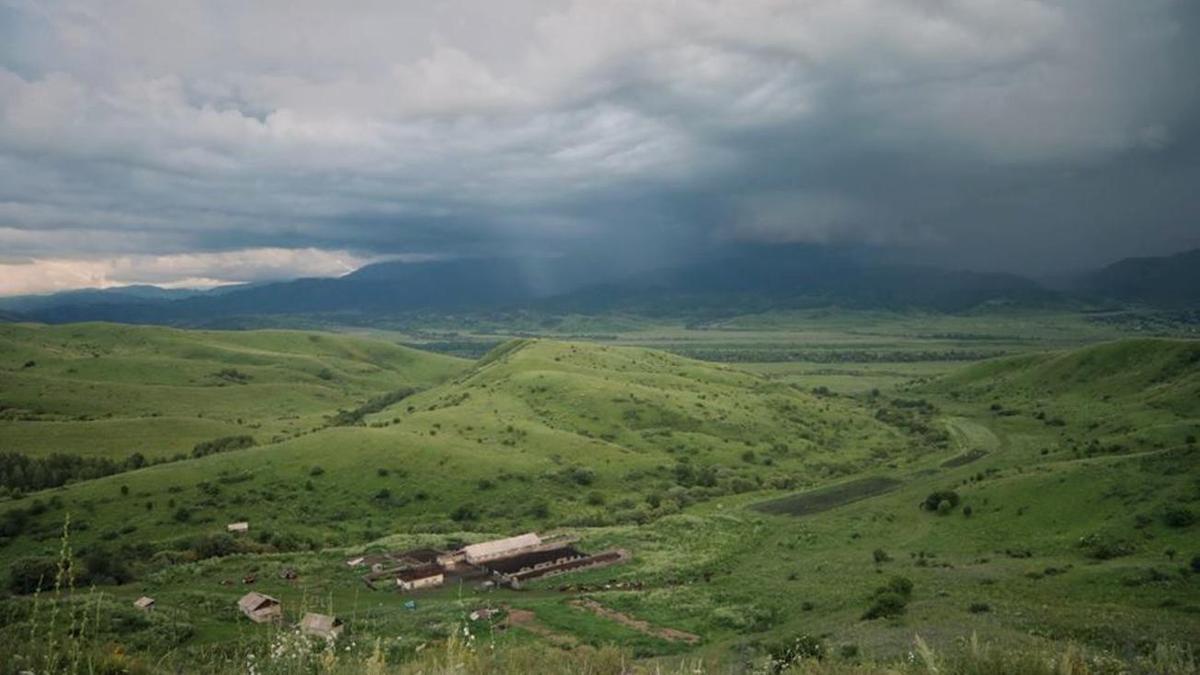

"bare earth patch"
[569, 598, 700, 644]
[752, 476, 903, 516]
[504, 607, 578, 646]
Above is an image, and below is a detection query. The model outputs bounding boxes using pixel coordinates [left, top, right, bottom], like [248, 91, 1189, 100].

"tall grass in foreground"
[4, 516, 1196, 675]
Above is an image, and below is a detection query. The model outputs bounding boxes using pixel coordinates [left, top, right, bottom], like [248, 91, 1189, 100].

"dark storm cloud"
[0, 0, 1197, 293]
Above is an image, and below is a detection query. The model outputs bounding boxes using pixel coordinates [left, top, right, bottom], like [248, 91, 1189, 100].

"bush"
[172, 507, 192, 523]
[8, 556, 58, 594]
[873, 548, 891, 564]
[1163, 508, 1196, 528]
[937, 499, 954, 515]
[1191, 555, 1200, 574]
[309, 466, 325, 476]
[922, 490, 960, 512]
[1079, 533, 1135, 560]
[766, 634, 825, 672]
[191, 435, 255, 459]
[861, 591, 907, 620]
[968, 602, 991, 613]
[963, 505, 973, 517]
[450, 504, 479, 521]
[82, 545, 135, 585]
[879, 575, 913, 598]
[862, 576, 912, 620]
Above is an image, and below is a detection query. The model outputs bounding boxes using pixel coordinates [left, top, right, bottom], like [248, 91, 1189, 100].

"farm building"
[299, 612, 344, 640]
[396, 564, 444, 591]
[461, 532, 542, 564]
[227, 521, 249, 533]
[238, 592, 282, 623]
[133, 596, 155, 612]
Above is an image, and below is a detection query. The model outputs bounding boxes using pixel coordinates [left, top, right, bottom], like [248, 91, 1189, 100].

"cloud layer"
[1, 0, 1198, 293]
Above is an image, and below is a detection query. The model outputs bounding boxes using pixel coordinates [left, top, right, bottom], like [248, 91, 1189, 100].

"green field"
[0, 317, 1198, 673]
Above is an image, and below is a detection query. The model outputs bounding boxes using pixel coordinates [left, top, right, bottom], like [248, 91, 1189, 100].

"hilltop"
[0, 323, 467, 460]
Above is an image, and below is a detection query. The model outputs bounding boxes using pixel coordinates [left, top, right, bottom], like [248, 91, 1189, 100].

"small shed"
[227, 521, 250, 534]
[299, 612, 344, 640]
[238, 592, 282, 623]
[396, 564, 445, 591]
[133, 596, 156, 612]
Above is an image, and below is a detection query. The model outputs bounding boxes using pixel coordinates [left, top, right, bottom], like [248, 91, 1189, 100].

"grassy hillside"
[0, 332, 1197, 673]
[0, 323, 467, 459]
[933, 339, 1200, 453]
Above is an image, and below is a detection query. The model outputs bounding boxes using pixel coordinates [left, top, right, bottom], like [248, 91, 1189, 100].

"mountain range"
[1, 246, 1196, 325]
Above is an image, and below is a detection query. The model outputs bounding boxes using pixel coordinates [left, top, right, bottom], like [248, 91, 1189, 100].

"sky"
[1, 0, 1198, 295]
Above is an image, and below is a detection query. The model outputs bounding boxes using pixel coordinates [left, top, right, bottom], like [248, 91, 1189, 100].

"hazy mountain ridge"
[8, 247, 1199, 325]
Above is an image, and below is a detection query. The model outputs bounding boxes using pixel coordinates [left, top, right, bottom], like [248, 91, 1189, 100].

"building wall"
[398, 573, 444, 591]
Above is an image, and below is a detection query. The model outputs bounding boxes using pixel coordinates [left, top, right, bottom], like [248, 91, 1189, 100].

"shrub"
[309, 466, 325, 476]
[968, 602, 991, 613]
[862, 591, 907, 620]
[963, 505, 973, 517]
[1163, 508, 1196, 528]
[1191, 555, 1200, 574]
[873, 548, 891, 564]
[766, 634, 825, 672]
[8, 556, 58, 594]
[879, 575, 913, 598]
[1079, 533, 1135, 560]
[922, 490, 960, 512]
[172, 507, 192, 523]
[191, 435, 255, 458]
[937, 499, 954, 515]
[450, 504, 479, 521]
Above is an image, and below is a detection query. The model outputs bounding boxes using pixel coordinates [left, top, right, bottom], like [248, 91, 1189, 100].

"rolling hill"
[0, 330, 1197, 671]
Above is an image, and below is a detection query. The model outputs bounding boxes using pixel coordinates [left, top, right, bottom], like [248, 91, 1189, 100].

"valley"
[1, 315, 1197, 673]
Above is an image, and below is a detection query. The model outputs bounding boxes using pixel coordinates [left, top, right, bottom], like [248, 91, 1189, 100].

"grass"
[0, 317, 1198, 672]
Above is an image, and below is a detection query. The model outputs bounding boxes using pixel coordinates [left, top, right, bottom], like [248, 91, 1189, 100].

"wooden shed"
[299, 612, 344, 640]
[238, 591, 282, 623]
[133, 596, 156, 612]
[227, 521, 250, 534]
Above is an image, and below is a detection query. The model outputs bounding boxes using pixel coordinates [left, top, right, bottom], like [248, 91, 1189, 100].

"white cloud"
[0, 247, 385, 295]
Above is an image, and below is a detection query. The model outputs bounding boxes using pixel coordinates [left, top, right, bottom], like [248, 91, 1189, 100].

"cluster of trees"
[191, 435, 255, 458]
[327, 387, 418, 426]
[0, 452, 149, 493]
[8, 545, 135, 594]
[672, 348, 1004, 364]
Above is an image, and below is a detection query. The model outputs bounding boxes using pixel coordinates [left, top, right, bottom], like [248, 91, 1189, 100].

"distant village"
[132, 529, 629, 641]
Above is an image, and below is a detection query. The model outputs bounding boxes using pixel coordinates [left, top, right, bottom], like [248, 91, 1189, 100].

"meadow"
[0, 313, 1197, 673]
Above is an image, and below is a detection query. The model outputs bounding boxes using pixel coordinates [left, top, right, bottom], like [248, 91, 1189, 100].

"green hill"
[931, 339, 1200, 453]
[0, 322, 467, 460]
[0, 332, 1197, 671]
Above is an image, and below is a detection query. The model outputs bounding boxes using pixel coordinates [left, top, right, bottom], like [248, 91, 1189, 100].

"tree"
[8, 556, 58, 594]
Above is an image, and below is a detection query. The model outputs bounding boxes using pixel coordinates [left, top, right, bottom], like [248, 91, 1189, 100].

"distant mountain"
[16, 247, 1067, 325]
[26, 257, 602, 324]
[548, 246, 1061, 315]
[0, 285, 211, 314]
[1075, 249, 1200, 307]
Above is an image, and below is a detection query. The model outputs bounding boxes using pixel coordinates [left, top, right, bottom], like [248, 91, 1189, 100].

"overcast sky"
[1, 0, 1198, 295]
